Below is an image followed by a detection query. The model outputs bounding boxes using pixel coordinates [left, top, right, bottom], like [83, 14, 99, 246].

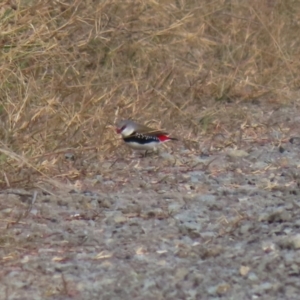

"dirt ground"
[1, 103, 300, 300]
[1, 1, 300, 299]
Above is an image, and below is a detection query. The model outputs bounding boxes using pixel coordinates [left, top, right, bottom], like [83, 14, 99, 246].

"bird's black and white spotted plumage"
[123, 132, 161, 150]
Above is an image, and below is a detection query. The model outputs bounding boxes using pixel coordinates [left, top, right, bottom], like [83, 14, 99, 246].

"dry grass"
[0, 0, 299, 187]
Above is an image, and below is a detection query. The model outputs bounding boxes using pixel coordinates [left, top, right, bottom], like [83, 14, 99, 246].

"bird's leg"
[144, 148, 159, 157]
[136, 151, 147, 158]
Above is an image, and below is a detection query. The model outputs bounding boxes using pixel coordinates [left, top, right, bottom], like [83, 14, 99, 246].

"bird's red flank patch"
[157, 135, 171, 142]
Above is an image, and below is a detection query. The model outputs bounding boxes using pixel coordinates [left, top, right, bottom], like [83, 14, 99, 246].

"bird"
[116, 120, 178, 153]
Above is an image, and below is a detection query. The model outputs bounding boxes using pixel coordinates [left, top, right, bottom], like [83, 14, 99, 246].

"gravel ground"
[1, 105, 300, 300]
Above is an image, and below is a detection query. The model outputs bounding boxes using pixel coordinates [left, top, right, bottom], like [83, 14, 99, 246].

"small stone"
[102, 162, 112, 169]
[200, 231, 216, 239]
[248, 272, 259, 281]
[238, 196, 249, 202]
[103, 180, 115, 185]
[290, 264, 300, 276]
[253, 282, 274, 293]
[281, 234, 300, 249]
[174, 267, 189, 282]
[227, 149, 249, 158]
[95, 175, 103, 182]
[285, 203, 294, 210]
[168, 203, 182, 213]
[114, 215, 127, 224]
[240, 265, 250, 276]
[239, 223, 253, 234]
[194, 194, 217, 203]
[159, 152, 175, 161]
[157, 190, 167, 194]
[190, 175, 199, 183]
[207, 283, 230, 296]
[266, 209, 291, 223]
[99, 199, 111, 208]
[207, 286, 218, 296]
[216, 283, 230, 295]
[258, 213, 269, 222]
[262, 241, 276, 253]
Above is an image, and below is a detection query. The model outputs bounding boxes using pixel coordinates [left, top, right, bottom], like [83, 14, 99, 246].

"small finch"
[116, 120, 178, 152]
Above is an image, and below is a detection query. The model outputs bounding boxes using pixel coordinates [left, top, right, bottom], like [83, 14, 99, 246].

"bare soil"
[1, 103, 300, 300]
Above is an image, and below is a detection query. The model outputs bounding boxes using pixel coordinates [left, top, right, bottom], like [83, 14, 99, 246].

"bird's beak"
[116, 127, 121, 134]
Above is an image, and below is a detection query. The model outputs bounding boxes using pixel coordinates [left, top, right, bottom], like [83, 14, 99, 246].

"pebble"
[113, 215, 127, 224]
[227, 149, 249, 158]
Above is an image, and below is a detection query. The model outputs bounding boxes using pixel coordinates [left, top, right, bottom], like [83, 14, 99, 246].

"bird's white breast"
[125, 140, 159, 150]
